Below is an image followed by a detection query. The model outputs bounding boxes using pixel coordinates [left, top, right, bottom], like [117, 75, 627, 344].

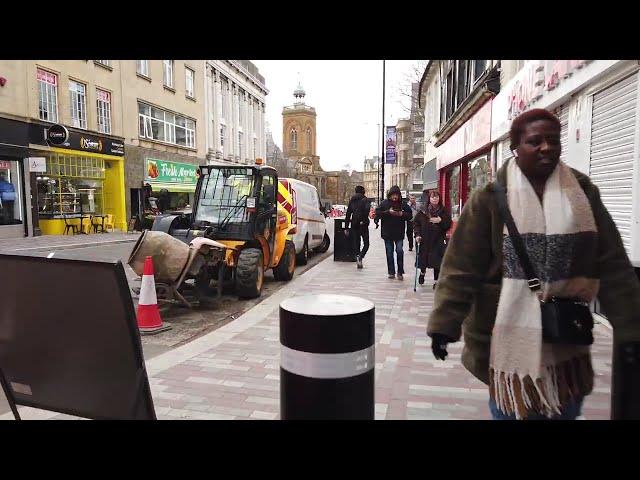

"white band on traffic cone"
[139, 274, 158, 305]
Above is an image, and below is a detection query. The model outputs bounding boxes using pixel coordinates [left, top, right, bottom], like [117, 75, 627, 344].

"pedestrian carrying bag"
[493, 182, 594, 346]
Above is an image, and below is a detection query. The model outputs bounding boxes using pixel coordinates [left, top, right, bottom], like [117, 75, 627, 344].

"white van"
[279, 178, 330, 265]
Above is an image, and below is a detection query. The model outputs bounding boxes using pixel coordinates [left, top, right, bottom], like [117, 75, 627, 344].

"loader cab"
[192, 164, 278, 245]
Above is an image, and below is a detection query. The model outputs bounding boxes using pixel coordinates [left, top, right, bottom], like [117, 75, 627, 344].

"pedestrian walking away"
[344, 185, 371, 269]
[413, 190, 451, 289]
[406, 194, 418, 252]
[426, 108, 640, 420]
[375, 185, 412, 280]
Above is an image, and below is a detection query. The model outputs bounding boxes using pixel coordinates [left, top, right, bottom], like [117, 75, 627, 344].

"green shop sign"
[145, 159, 197, 185]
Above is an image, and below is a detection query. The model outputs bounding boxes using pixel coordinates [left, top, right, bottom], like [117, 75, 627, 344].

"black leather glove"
[430, 333, 452, 361]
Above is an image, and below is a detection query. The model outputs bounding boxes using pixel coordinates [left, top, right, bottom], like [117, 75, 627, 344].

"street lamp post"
[380, 60, 386, 204]
[377, 122, 380, 204]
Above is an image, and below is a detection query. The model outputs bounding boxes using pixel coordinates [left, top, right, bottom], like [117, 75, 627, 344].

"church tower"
[282, 81, 324, 197]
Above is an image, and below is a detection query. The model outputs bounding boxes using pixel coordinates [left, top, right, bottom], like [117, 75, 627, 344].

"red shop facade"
[436, 99, 494, 228]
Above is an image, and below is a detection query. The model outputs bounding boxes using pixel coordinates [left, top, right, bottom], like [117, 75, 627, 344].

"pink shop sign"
[507, 60, 591, 120]
[437, 99, 492, 170]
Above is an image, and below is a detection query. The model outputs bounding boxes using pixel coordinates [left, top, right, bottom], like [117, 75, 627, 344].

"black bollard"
[280, 294, 375, 420]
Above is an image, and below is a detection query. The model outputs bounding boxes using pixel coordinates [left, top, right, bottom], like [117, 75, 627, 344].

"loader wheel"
[273, 240, 296, 281]
[296, 236, 309, 266]
[235, 248, 264, 299]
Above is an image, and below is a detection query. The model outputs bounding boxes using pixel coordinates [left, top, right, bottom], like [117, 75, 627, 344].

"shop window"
[0, 160, 23, 226]
[472, 60, 488, 83]
[466, 155, 491, 202]
[447, 166, 461, 221]
[37, 68, 58, 123]
[136, 60, 149, 77]
[69, 80, 87, 129]
[163, 60, 174, 88]
[96, 89, 111, 134]
[185, 67, 194, 98]
[37, 153, 105, 219]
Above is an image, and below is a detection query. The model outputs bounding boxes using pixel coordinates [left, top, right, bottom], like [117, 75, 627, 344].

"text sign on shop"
[145, 159, 197, 185]
[28, 157, 47, 172]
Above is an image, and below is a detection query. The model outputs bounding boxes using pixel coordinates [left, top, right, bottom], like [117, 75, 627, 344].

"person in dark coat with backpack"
[375, 185, 412, 280]
[344, 185, 371, 269]
[413, 190, 452, 288]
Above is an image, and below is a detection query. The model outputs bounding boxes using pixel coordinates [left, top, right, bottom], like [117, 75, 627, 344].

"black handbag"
[493, 182, 594, 346]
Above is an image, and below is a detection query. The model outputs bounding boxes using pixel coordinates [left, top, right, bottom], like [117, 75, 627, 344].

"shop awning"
[148, 182, 196, 193]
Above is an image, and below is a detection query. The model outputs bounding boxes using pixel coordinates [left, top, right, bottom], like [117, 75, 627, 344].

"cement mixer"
[128, 230, 229, 307]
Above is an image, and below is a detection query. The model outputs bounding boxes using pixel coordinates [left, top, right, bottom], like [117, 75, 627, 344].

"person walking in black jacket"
[413, 190, 452, 288]
[375, 185, 412, 280]
[344, 185, 371, 269]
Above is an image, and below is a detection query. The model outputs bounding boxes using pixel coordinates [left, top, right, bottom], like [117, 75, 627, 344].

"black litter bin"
[333, 218, 355, 262]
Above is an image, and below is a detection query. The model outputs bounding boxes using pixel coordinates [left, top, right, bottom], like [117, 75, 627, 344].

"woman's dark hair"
[509, 108, 561, 150]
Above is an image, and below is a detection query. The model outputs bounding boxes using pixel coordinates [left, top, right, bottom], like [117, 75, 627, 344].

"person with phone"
[375, 185, 412, 280]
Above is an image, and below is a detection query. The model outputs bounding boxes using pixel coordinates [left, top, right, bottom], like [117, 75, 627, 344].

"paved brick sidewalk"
[0, 232, 136, 253]
[2, 225, 613, 420]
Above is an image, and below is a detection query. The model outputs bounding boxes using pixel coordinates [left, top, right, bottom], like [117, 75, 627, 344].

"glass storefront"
[36, 152, 105, 219]
[466, 155, 491, 201]
[0, 160, 23, 227]
[447, 165, 460, 221]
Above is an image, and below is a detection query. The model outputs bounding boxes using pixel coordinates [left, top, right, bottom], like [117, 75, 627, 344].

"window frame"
[185, 67, 195, 98]
[290, 128, 298, 150]
[138, 101, 196, 149]
[69, 79, 88, 130]
[37, 68, 59, 123]
[96, 88, 112, 134]
[136, 60, 150, 77]
[163, 60, 174, 88]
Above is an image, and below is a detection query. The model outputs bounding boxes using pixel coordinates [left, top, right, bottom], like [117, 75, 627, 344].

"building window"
[37, 68, 58, 123]
[96, 89, 111, 134]
[472, 60, 488, 83]
[239, 131, 243, 160]
[220, 124, 226, 151]
[238, 92, 244, 124]
[290, 128, 298, 150]
[95, 60, 111, 68]
[69, 80, 87, 129]
[185, 67, 195, 98]
[253, 138, 257, 159]
[138, 102, 195, 148]
[137, 60, 149, 77]
[163, 60, 174, 88]
[456, 60, 469, 108]
[306, 127, 312, 152]
[221, 78, 228, 119]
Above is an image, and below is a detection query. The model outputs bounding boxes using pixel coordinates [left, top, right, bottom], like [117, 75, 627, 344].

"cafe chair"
[63, 214, 79, 235]
[91, 215, 104, 233]
[104, 214, 115, 233]
[81, 216, 93, 234]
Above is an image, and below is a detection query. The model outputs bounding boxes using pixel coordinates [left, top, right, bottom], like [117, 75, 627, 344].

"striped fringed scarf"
[489, 159, 599, 419]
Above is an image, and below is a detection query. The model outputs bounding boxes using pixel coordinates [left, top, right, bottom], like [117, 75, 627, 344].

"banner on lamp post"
[385, 126, 396, 165]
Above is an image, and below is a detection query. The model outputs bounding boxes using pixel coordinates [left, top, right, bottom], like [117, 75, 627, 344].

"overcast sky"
[252, 60, 422, 172]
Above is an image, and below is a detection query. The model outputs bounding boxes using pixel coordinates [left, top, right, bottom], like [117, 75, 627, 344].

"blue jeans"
[489, 397, 584, 420]
[384, 239, 404, 275]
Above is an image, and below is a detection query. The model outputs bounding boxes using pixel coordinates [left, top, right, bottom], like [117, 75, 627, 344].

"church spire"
[293, 74, 306, 105]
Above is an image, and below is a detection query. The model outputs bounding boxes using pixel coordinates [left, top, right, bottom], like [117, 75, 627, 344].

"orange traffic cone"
[137, 256, 171, 335]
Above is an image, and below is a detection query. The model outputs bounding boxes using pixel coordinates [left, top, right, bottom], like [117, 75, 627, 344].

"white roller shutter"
[589, 73, 638, 256]
[554, 104, 569, 163]
[498, 138, 512, 170]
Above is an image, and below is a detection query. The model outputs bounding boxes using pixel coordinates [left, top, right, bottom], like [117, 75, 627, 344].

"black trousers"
[406, 221, 414, 250]
[351, 224, 370, 259]
[419, 266, 440, 281]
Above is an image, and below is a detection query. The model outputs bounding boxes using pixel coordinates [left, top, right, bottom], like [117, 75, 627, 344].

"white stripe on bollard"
[280, 345, 374, 379]
[138, 275, 157, 306]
